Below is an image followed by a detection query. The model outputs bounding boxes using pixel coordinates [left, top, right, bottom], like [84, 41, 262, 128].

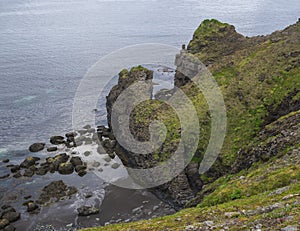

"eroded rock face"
[103, 67, 202, 208]
[233, 111, 300, 173]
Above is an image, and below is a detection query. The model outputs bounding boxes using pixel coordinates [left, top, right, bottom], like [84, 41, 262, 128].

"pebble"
[111, 163, 120, 169]
[224, 211, 241, 218]
[153, 205, 159, 211]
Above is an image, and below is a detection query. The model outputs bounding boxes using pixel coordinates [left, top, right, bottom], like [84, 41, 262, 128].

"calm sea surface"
[0, 0, 299, 157]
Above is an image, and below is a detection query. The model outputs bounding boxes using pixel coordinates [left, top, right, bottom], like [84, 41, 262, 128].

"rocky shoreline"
[0, 123, 177, 230]
[0, 67, 178, 231]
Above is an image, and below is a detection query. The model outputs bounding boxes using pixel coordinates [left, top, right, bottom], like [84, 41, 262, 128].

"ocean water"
[0, 0, 299, 157]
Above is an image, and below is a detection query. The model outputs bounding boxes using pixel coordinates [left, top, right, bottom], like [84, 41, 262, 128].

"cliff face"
[103, 66, 202, 208]
[99, 20, 300, 211]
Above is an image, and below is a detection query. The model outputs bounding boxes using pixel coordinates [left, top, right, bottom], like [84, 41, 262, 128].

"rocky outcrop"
[233, 110, 300, 173]
[102, 66, 203, 208]
[36, 180, 77, 205]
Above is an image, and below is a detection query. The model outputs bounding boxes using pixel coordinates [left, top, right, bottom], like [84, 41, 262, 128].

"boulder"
[77, 206, 99, 216]
[70, 157, 83, 167]
[83, 151, 91, 157]
[35, 166, 48, 176]
[66, 132, 76, 138]
[58, 163, 74, 175]
[10, 165, 20, 173]
[46, 153, 69, 170]
[20, 157, 40, 169]
[2, 212, 20, 223]
[75, 165, 87, 173]
[26, 202, 39, 213]
[50, 136, 65, 145]
[78, 170, 87, 177]
[23, 169, 34, 178]
[0, 219, 9, 229]
[3, 224, 16, 231]
[2, 159, 9, 163]
[29, 143, 45, 152]
[1, 207, 16, 216]
[12, 172, 22, 178]
[47, 147, 58, 152]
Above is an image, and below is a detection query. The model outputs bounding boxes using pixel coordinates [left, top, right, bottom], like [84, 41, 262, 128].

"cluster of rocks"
[2, 153, 87, 179]
[0, 205, 20, 231]
[36, 180, 77, 206]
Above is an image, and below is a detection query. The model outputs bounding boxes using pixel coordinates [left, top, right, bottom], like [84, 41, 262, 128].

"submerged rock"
[3, 224, 16, 231]
[47, 147, 58, 152]
[0, 174, 10, 179]
[2, 212, 20, 223]
[37, 180, 77, 205]
[77, 206, 99, 216]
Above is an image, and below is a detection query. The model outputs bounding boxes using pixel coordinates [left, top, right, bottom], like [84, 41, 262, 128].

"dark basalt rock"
[20, 157, 40, 169]
[1, 207, 16, 217]
[0, 174, 10, 179]
[35, 166, 48, 176]
[47, 147, 58, 152]
[23, 169, 34, 178]
[70, 157, 83, 167]
[29, 143, 45, 152]
[50, 136, 65, 145]
[10, 165, 20, 173]
[2, 159, 9, 163]
[78, 170, 87, 177]
[2, 212, 20, 223]
[46, 153, 69, 170]
[0, 219, 9, 229]
[66, 132, 76, 138]
[12, 172, 22, 178]
[3, 224, 16, 231]
[37, 180, 77, 205]
[75, 165, 87, 173]
[26, 202, 39, 213]
[58, 163, 74, 175]
[77, 206, 99, 216]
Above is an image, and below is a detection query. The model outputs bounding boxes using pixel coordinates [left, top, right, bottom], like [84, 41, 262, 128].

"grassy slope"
[81, 19, 300, 230]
